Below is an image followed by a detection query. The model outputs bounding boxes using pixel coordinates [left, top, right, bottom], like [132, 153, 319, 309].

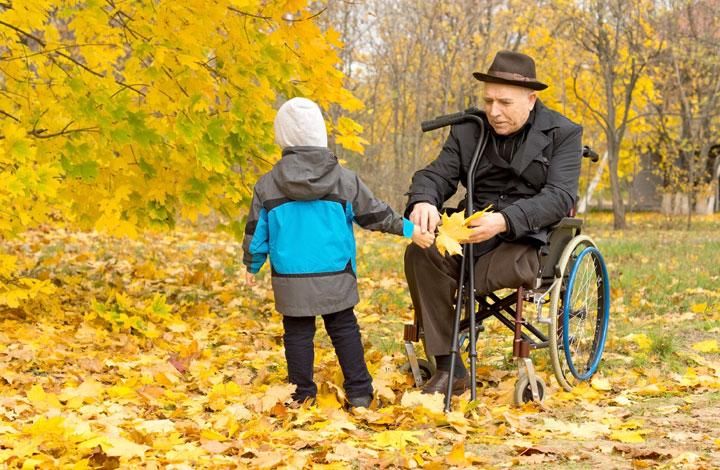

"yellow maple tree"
[0, 0, 363, 309]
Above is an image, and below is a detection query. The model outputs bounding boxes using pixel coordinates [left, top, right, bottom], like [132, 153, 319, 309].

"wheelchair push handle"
[421, 107, 482, 132]
[582, 145, 599, 162]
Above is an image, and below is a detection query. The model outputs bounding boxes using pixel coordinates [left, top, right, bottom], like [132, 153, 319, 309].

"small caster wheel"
[402, 358, 435, 387]
[415, 358, 435, 386]
[513, 374, 546, 405]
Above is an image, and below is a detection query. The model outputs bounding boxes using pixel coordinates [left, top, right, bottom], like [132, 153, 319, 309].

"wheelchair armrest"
[549, 217, 583, 231]
[537, 217, 584, 283]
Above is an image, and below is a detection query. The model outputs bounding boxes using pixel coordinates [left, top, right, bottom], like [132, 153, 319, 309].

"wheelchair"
[403, 109, 610, 410]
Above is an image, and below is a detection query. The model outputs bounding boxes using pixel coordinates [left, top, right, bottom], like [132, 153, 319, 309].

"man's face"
[482, 83, 537, 135]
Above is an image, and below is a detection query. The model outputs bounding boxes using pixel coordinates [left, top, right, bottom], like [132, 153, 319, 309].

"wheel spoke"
[568, 254, 597, 373]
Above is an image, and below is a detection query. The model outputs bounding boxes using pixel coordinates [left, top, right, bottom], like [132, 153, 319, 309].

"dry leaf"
[692, 339, 719, 353]
[400, 390, 445, 414]
[610, 430, 645, 443]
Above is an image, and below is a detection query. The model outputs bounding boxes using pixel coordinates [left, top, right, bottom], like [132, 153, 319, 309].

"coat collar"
[507, 100, 555, 176]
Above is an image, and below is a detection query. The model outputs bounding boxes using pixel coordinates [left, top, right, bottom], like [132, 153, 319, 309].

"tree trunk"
[607, 138, 627, 229]
[715, 160, 720, 214]
[673, 193, 689, 215]
[696, 193, 714, 215]
[661, 193, 673, 215]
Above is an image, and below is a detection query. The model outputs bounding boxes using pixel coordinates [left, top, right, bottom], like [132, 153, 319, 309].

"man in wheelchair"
[404, 50, 583, 397]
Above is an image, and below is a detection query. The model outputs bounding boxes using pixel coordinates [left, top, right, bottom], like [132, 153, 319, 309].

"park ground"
[0, 212, 719, 468]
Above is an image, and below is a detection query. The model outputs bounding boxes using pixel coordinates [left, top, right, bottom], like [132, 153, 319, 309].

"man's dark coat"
[405, 100, 583, 247]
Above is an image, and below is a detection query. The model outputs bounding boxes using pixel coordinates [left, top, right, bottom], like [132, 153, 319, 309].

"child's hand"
[245, 272, 257, 286]
[411, 225, 435, 249]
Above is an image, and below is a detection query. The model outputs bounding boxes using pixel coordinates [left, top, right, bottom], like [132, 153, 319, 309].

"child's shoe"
[346, 395, 372, 409]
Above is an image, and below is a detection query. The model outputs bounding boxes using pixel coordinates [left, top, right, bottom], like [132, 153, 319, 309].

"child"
[243, 97, 434, 408]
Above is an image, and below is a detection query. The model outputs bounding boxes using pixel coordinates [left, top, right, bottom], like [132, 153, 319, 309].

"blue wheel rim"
[562, 246, 610, 381]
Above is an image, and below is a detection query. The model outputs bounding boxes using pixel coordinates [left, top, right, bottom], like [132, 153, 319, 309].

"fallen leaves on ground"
[0, 217, 719, 467]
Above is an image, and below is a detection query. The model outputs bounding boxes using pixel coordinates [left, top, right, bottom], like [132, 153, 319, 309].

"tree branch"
[0, 109, 21, 122]
[228, 6, 326, 22]
[29, 125, 101, 139]
[0, 43, 120, 62]
[0, 19, 145, 96]
[571, 69, 610, 130]
[283, 43, 301, 58]
[163, 66, 189, 97]
[0, 19, 46, 47]
[227, 7, 271, 20]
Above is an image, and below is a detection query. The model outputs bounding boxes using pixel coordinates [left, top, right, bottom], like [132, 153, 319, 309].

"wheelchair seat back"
[536, 217, 583, 287]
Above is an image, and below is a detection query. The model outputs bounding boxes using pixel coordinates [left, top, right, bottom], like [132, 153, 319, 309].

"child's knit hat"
[274, 97, 328, 148]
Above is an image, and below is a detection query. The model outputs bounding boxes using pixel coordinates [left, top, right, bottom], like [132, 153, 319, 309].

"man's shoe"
[421, 370, 469, 396]
[347, 395, 373, 409]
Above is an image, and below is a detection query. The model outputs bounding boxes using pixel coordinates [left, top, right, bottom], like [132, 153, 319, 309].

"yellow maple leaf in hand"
[464, 204, 493, 224]
[435, 206, 493, 257]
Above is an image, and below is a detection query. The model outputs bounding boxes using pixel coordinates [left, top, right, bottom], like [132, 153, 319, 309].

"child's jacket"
[243, 146, 413, 316]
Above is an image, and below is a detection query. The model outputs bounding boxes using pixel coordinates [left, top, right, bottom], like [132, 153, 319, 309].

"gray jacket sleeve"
[351, 173, 414, 238]
[242, 187, 270, 273]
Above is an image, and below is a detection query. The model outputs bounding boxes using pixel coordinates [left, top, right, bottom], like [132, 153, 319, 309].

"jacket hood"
[271, 146, 341, 200]
[274, 97, 328, 148]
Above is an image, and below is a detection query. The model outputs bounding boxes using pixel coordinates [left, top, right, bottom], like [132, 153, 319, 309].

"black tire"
[513, 374, 546, 405]
[401, 358, 435, 386]
[416, 358, 434, 385]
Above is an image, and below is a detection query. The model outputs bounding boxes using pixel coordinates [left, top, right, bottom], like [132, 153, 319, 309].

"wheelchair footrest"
[404, 324, 419, 342]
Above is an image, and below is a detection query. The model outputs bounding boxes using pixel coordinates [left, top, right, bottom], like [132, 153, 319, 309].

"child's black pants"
[282, 307, 373, 403]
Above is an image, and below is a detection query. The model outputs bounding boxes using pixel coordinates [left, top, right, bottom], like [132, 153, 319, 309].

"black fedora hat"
[473, 50, 548, 90]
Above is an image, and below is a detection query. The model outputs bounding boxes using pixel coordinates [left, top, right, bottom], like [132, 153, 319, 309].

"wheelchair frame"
[404, 109, 610, 411]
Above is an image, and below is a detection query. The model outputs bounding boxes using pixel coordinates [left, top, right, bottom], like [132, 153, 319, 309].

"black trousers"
[282, 308, 373, 402]
[404, 241, 539, 357]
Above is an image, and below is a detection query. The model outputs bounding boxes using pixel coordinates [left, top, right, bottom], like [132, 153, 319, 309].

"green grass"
[649, 330, 677, 359]
[586, 214, 720, 318]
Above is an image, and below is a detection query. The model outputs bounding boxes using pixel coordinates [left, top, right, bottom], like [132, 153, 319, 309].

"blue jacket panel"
[267, 199, 356, 275]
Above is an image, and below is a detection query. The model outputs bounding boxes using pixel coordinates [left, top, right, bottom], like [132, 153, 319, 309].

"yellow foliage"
[0, 0, 363, 247]
[624, 333, 652, 351]
[400, 390, 445, 414]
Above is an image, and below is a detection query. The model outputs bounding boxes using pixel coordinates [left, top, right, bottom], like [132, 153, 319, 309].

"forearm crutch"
[419, 108, 488, 412]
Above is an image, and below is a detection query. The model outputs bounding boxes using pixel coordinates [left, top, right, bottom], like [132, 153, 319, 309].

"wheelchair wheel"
[513, 374, 546, 405]
[416, 359, 434, 384]
[402, 357, 435, 386]
[548, 235, 610, 391]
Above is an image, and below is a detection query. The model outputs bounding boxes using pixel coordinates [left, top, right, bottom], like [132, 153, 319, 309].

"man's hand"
[245, 271, 257, 286]
[409, 202, 440, 234]
[411, 224, 435, 249]
[463, 212, 507, 243]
